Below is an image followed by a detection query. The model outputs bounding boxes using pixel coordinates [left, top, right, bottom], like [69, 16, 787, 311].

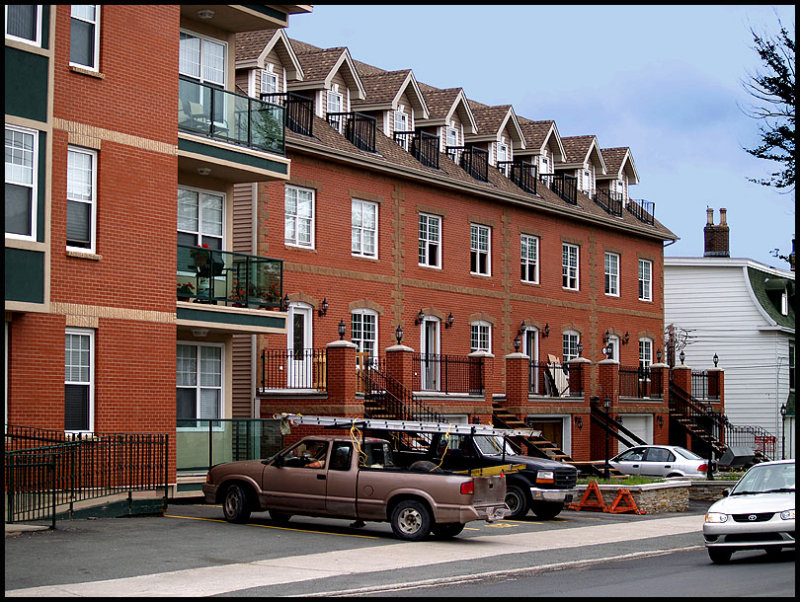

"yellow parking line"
[164, 514, 379, 539]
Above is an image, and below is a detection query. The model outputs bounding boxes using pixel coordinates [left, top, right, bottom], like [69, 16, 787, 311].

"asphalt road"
[4, 500, 790, 597]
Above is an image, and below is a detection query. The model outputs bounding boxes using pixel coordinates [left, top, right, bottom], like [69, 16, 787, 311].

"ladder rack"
[273, 413, 541, 438]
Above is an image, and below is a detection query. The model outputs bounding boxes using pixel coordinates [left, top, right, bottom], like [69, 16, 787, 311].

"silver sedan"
[609, 445, 709, 478]
[703, 460, 795, 564]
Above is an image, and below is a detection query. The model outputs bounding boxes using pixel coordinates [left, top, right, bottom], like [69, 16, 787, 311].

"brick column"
[384, 343, 415, 391]
[708, 367, 724, 410]
[469, 351, 494, 423]
[567, 357, 592, 462]
[651, 362, 670, 444]
[325, 339, 357, 416]
[596, 358, 620, 405]
[504, 352, 529, 407]
[671, 364, 693, 449]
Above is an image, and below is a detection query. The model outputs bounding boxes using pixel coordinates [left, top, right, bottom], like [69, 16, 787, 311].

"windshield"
[474, 435, 518, 456]
[673, 447, 703, 460]
[731, 462, 795, 495]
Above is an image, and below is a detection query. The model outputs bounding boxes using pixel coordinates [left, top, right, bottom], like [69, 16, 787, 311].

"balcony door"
[287, 303, 313, 388]
[420, 317, 440, 391]
[522, 327, 539, 394]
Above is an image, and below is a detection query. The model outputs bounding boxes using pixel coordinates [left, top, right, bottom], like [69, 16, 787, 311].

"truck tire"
[531, 501, 563, 520]
[707, 547, 732, 564]
[409, 460, 443, 473]
[390, 499, 432, 541]
[222, 483, 252, 523]
[432, 522, 465, 538]
[505, 484, 530, 519]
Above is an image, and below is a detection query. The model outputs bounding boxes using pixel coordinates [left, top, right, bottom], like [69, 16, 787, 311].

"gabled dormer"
[595, 147, 639, 216]
[515, 119, 566, 179]
[466, 102, 525, 169]
[416, 86, 478, 155]
[556, 135, 606, 198]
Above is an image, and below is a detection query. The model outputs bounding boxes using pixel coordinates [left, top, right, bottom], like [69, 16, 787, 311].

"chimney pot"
[706, 207, 714, 225]
[719, 208, 727, 226]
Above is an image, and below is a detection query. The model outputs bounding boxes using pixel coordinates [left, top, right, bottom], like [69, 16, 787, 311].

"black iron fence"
[327, 111, 377, 152]
[412, 354, 485, 395]
[447, 145, 489, 181]
[626, 198, 655, 225]
[5, 425, 168, 526]
[691, 370, 720, 400]
[260, 348, 327, 391]
[539, 173, 578, 205]
[260, 91, 314, 137]
[593, 189, 623, 217]
[528, 360, 582, 397]
[393, 130, 440, 169]
[619, 366, 663, 398]
[498, 160, 538, 194]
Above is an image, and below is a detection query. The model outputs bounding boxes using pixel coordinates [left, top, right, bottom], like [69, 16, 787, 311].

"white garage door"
[617, 415, 652, 454]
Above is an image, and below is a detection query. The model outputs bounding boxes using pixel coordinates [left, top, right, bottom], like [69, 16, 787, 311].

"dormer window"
[261, 65, 278, 95]
[497, 140, 509, 164]
[327, 84, 344, 133]
[446, 125, 459, 148]
[781, 290, 789, 315]
[394, 107, 410, 150]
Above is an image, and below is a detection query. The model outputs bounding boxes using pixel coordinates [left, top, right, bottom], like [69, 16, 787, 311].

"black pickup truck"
[384, 430, 579, 520]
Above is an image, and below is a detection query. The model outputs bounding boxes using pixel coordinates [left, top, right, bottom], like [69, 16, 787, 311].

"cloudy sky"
[288, 4, 795, 269]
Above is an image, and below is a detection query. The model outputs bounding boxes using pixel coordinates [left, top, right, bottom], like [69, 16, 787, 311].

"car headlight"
[705, 512, 728, 523]
[780, 509, 795, 520]
[536, 470, 554, 484]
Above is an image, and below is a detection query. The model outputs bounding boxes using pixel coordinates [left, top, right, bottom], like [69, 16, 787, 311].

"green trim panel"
[5, 248, 45, 304]
[244, 5, 288, 25]
[4, 46, 49, 122]
[177, 307, 285, 330]
[178, 138, 288, 175]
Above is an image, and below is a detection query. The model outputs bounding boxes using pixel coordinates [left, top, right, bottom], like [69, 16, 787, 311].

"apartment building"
[233, 28, 682, 462]
[5, 5, 310, 479]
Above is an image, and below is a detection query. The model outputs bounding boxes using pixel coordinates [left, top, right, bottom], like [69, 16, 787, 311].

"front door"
[287, 304, 312, 388]
[420, 317, 440, 391]
[523, 328, 539, 393]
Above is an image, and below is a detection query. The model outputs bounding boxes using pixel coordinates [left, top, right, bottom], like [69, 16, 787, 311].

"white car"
[703, 460, 795, 564]
[609, 445, 709, 478]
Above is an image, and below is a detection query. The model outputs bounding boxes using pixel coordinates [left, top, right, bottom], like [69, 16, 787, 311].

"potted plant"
[228, 280, 247, 307]
[191, 243, 224, 277]
[177, 282, 194, 301]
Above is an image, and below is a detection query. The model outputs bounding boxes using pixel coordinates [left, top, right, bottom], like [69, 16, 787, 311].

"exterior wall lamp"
[445, 312, 454, 328]
[415, 309, 425, 325]
[656, 415, 664, 428]
[338, 319, 346, 340]
[282, 294, 290, 311]
[518, 320, 527, 335]
[395, 324, 404, 345]
[513, 336, 521, 352]
[574, 415, 583, 430]
[543, 323, 550, 337]
[713, 353, 719, 367]
[623, 331, 630, 345]
[679, 350, 686, 365]
[318, 298, 328, 317]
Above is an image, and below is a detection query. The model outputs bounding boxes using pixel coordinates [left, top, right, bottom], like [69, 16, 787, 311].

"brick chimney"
[703, 207, 730, 257]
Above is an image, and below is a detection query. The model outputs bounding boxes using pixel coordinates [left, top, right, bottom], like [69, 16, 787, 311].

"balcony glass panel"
[179, 76, 285, 155]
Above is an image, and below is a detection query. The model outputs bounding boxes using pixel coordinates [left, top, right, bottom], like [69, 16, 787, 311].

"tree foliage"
[742, 20, 795, 191]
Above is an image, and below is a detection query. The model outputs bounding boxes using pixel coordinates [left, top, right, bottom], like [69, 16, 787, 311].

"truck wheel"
[531, 501, 563, 520]
[222, 483, 251, 523]
[390, 500, 432, 541]
[432, 522, 465, 538]
[505, 484, 529, 519]
[409, 460, 442, 473]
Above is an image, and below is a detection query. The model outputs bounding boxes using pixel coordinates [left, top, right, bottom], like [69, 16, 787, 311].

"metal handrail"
[260, 92, 313, 137]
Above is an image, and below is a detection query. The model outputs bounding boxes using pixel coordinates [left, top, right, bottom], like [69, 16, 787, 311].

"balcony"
[260, 92, 314, 137]
[447, 145, 489, 182]
[593, 189, 623, 217]
[393, 130, 440, 169]
[498, 160, 538, 194]
[326, 111, 377, 153]
[626, 198, 656, 225]
[539, 173, 577, 205]
[178, 76, 289, 183]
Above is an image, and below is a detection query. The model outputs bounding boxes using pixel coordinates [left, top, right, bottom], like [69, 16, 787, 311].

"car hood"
[502, 453, 577, 473]
[708, 491, 795, 514]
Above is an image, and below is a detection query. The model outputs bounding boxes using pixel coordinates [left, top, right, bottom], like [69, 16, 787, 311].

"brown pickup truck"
[202, 435, 509, 540]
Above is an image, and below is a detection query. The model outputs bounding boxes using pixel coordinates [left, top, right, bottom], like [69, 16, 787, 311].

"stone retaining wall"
[574, 480, 689, 514]
[688, 480, 738, 502]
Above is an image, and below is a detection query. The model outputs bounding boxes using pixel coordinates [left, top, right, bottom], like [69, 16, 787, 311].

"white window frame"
[563, 330, 580, 364]
[351, 198, 378, 259]
[470, 223, 491, 276]
[285, 185, 315, 248]
[605, 335, 620, 361]
[418, 212, 441, 268]
[562, 243, 579, 290]
[66, 146, 97, 253]
[5, 125, 38, 241]
[351, 309, 378, 362]
[177, 186, 224, 250]
[445, 125, 459, 148]
[521, 234, 539, 284]
[605, 252, 620, 297]
[65, 328, 94, 433]
[5, 4, 41, 46]
[639, 338, 653, 370]
[638, 258, 653, 301]
[470, 321, 491, 354]
[260, 66, 278, 96]
[179, 29, 226, 86]
[177, 342, 224, 426]
[69, 5, 100, 71]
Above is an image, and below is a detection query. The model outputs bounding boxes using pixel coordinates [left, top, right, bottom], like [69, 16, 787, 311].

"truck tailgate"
[473, 474, 506, 506]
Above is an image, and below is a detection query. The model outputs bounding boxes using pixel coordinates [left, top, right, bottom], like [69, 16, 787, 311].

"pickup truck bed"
[202, 435, 509, 540]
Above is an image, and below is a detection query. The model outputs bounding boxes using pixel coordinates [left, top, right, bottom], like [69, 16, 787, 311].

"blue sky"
[288, 5, 795, 269]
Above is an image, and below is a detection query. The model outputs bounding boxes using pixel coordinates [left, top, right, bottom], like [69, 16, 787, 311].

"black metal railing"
[327, 111, 377, 153]
[528, 360, 582, 397]
[626, 198, 655, 225]
[260, 92, 313, 137]
[446, 145, 489, 182]
[260, 347, 327, 391]
[393, 130, 440, 169]
[412, 354, 485, 395]
[176, 418, 283, 473]
[498, 160, 538, 194]
[177, 244, 283, 309]
[179, 76, 285, 155]
[593, 189, 623, 217]
[539, 173, 578, 205]
[5, 425, 168, 525]
[619, 365, 663, 398]
[691, 370, 720, 401]
[360, 364, 444, 423]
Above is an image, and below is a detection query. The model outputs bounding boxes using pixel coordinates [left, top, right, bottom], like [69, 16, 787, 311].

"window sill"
[66, 249, 102, 261]
[69, 65, 105, 79]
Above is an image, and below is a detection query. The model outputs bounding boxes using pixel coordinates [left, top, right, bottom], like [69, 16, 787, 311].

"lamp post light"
[780, 403, 787, 460]
[604, 395, 611, 479]
[337, 319, 346, 340]
[395, 324, 404, 345]
[706, 400, 715, 481]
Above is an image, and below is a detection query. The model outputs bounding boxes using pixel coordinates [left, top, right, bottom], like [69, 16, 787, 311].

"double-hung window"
[65, 328, 94, 432]
[470, 224, 490, 275]
[177, 343, 223, 422]
[178, 187, 224, 250]
[179, 31, 224, 85]
[66, 147, 97, 252]
[562, 243, 579, 290]
[394, 108, 409, 150]
[470, 321, 491, 353]
[521, 234, 539, 283]
[261, 68, 278, 95]
[639, 258, 653, 301]
[446, 125, 459, 148]
[418, 213, 441, 268]
[6, 4, 41, 45]
[639, 338, 653, 370]
[563, 331, 580, 363]
[5, 125, 38, 239]
[351, 199, 377, 258]
[285, 185, 314, 248]
[605, 252, 620, 296]
[70, 5, 100, 71]
[327, 86, 344, 133]
[351, 310, 378, 364]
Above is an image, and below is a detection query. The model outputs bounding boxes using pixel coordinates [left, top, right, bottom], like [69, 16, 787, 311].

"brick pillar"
[325, 339, 358, 416]
[708, 367, 724, 410]
[504, 352, 529, 407]
[469, 351, 494, 424]
[651, 362, 670, 444]
[596, 358, 620, 405]
[671, 364, 693, 449]
[567, 357, 592, 461]
[384, 343, 415, 391]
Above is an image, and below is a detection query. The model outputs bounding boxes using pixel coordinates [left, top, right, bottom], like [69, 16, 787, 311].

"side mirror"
[269, 454, 284, 467]
[721, 488, 730, 497]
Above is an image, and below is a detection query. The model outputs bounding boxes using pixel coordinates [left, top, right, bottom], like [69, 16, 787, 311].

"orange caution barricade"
[568, 480, 607, 512]
[606, 487, 645, 515]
